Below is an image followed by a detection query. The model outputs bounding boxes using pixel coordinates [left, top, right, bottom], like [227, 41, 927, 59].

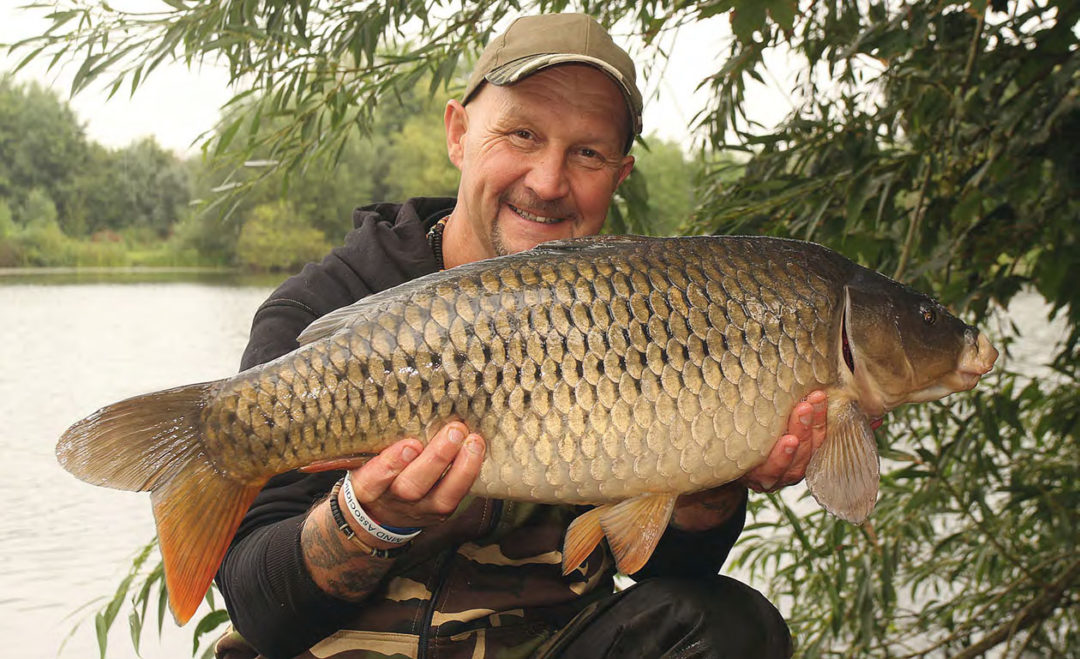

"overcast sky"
[0, 3, 795, 156]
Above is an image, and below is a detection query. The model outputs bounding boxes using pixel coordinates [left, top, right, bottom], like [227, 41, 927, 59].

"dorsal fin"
[298, 234, 652, 345]
[297, 298, 371, 345]
[528, 234, 653, 255]
[297, 272, 444, 345]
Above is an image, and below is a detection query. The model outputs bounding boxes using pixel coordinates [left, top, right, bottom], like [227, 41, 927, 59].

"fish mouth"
[508, 203, 565, 225]
[951, 332, 999, 391]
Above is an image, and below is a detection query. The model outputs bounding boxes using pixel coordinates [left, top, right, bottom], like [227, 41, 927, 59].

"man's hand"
[671, 390, 828, 531]
[740, 389, 827, 493]
[346, 421, 486, 544]
[302, 422, 485, 600]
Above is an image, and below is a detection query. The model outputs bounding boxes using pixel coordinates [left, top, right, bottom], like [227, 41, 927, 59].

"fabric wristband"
[328, 480, 411, 560]
[341, 475, 423, 544]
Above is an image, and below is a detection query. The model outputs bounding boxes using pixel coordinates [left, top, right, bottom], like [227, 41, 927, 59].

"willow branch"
[949, 558, 1080, 659]
[893, 159, 933, 282]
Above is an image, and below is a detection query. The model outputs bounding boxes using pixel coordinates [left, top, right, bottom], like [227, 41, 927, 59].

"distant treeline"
[0, 76, 708, 271]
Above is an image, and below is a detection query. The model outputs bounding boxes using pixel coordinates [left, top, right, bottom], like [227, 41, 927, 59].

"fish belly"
[202, 236, 844, 503]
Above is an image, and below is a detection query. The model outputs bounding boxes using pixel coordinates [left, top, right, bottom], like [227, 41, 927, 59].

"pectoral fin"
[805, 399, 879, 524]
[562, 505, 609, 575]
[599, 493, 677, 575]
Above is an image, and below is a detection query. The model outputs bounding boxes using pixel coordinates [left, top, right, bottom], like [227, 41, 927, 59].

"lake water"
[1, 275, 274, 658]
[0, 274, 1067, 658]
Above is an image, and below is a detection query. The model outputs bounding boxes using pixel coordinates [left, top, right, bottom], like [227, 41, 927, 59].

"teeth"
[512, 205, 562, 224]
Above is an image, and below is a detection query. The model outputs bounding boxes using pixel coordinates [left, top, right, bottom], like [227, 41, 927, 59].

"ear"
[614, 155, 635, 188]
[444, 99, 468, 170]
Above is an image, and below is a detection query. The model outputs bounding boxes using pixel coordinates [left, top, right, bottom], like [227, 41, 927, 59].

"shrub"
[236, 201, 331, 271]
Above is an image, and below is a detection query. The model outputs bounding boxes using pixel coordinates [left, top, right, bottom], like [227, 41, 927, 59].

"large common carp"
[57, 235, 997, 624]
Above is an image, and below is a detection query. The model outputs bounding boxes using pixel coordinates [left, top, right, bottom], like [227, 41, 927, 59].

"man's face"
[444, 64, 635, 265]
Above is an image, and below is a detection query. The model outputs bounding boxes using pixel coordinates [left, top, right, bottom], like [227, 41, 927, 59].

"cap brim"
[485, 54, 643, 136]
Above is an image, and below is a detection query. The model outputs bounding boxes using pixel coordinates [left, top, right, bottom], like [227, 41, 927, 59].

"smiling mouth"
[509, 203, 564, 225]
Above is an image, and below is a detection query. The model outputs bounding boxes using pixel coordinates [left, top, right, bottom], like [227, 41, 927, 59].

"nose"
[524, 149, 571, 200]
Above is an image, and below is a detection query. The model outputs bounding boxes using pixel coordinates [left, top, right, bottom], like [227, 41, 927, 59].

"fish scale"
[56, 234, 998, 625]
[198, 236, 837, 502]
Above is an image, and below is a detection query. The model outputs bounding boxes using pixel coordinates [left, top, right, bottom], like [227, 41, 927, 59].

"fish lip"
[953, 332, 999, 390]
[955, 372, 983, 390]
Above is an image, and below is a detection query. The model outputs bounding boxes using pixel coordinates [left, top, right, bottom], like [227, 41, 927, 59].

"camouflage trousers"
[217, 575, 791, 659]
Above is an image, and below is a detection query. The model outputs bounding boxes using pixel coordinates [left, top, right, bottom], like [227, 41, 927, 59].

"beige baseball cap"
[462, 13, 643, 146]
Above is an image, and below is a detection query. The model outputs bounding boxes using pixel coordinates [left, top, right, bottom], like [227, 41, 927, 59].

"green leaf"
[215, 117, 244, 156]
[129, 610, 143, 656]
[191, 609, 231, 656]
[95, 612, 108, 659]
[765, 0, 797, 33]
[730, 3, 767, 44]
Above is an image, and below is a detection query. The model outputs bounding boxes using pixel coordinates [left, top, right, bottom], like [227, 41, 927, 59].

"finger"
[769, 434, 802, 488]
[806, 390, 828, 452]
[349, 438, 424, 502]
[786, 400, 815, 439]
[390, 422, 468, 501]
[425, 433, 486, 515]
[782, 430, 814, 485]
[743, 433, 797, 492]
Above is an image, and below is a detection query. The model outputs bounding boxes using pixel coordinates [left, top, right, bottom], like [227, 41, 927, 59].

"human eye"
[571, 146, 610, 170]
[507, 128, 535, 143]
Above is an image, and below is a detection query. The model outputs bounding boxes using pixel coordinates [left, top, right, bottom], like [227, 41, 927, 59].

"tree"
[0, 78, 196, 247]
[690, 2, 1079, 655]
[15, 1, 1077, 657]
[628, 136, 745, 236]
[0, 77, 90, 234]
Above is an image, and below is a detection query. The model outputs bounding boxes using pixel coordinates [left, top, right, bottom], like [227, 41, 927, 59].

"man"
[216, 13, 826, 659]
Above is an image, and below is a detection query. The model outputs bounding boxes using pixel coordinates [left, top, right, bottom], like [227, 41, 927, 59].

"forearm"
[301, 493, 397, 600]
[217, 471, 394, 658]
[670, 483, 748, 531]
[218, 513, 353, 658]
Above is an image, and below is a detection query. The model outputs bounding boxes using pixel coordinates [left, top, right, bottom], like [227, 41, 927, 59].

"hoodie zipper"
[417, 498, 504, 659]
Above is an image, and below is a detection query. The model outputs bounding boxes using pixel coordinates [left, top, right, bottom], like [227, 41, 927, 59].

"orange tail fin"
[56, 381, 263, 624]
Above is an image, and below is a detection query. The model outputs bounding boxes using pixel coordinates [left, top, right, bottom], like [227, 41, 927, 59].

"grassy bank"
[0, 227, 226, 269]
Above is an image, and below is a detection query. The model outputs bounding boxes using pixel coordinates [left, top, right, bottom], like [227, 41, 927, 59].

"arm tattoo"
[302, 499, 394, 601]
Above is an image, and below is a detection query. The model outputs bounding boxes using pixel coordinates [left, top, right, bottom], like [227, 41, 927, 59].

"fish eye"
[920, 304, 937, 325]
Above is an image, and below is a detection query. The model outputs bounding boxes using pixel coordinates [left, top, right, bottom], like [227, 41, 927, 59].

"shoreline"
[0, 266, 237, 276]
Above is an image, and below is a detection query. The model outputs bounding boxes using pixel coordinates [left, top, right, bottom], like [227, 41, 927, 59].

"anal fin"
[598, 493, 677, 575]
[805, 398, 880, 524]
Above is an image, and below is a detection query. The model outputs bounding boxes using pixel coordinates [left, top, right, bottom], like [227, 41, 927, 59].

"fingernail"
[402, 446, 419, 462]
[466, 437, 483, 455]
[799, 414, 813, 427]
[784, 442, 797, 455]
[813, 401, 825, 415]
[448, 428, 464, 444]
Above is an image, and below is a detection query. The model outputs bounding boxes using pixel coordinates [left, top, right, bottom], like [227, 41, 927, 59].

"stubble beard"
[489, 220, 512, 258]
